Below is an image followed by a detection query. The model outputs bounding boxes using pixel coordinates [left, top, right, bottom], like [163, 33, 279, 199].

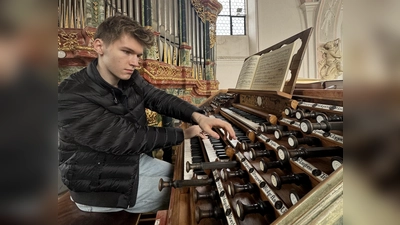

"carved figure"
[318, 38, 343, 80]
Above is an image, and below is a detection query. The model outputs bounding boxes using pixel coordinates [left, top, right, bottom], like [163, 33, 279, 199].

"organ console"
[156, 27, 343, 225]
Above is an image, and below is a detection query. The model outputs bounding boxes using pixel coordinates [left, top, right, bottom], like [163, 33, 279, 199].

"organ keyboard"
[155, 28, 343, 225]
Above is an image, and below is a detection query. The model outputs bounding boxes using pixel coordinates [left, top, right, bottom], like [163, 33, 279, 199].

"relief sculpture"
[318, 38, 343, 80]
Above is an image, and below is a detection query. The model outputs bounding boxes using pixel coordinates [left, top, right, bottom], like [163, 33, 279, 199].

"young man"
[58, 15, 236, 213]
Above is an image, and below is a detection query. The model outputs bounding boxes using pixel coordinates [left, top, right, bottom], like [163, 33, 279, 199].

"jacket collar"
[87, 58, 136, 93]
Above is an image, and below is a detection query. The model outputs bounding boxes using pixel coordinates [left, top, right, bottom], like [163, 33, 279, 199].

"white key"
[202, 139, 218, 162]
[183, 139, 193, 180]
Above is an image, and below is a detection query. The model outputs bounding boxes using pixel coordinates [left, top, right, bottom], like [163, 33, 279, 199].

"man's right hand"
[191, 112, 236, 140]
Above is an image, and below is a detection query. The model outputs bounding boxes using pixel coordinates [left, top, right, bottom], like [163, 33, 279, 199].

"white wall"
[255, 0, 305, 52]
[215, 35, 249, 89]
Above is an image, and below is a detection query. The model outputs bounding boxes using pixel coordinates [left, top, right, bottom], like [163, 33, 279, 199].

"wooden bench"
[58, 192, 141, 225]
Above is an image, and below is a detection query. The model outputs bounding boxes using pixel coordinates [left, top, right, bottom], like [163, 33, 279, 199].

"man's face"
[100, 34, 143, 81]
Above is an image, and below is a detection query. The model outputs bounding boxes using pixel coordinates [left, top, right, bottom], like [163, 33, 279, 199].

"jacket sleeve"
[58, 92, 184, 155]
[134, 74, 204, 123]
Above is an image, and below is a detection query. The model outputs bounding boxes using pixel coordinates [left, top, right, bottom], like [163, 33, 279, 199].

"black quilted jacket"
[58, 59, 202, 208]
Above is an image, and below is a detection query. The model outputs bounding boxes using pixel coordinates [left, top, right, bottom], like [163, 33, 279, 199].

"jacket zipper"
[111, 89, 118, 104]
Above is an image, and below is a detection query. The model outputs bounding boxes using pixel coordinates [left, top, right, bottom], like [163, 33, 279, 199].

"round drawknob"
[331, 156, 343, 170]
[158, 178, 171, 191]
[260, 159, 286, 172]
[288, 135, 298, 148]
[300, 119, 313, 134]
[277, 146, 289, 162]
[284, 107, 296, 117]
[270, 172, 282, 189]
[274, 129, 283, 140]
[316, 113, 329, 123]
[295, 110, 305, 120]
[195, 206, 224, 223]
[289, 189, 302, 205]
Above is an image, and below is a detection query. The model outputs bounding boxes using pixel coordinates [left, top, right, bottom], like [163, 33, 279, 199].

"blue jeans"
[72, 154, 173, 213]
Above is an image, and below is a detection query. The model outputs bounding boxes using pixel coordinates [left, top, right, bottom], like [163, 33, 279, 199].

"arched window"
[216, 0, 246, 35]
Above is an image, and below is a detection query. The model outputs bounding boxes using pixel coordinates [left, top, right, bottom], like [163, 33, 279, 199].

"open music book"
[235, 42, 297, 91]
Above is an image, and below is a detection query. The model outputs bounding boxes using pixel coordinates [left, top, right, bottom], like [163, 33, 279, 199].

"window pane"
[219, 0, 230, 15]
[232, 17, 245, 35]
[216, 16, 231, 35]
[230, 0, 245, 16]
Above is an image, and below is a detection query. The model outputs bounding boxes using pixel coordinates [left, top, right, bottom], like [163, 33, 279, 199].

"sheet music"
[235, 55, 260, 89]
[251, 42, 296, 91]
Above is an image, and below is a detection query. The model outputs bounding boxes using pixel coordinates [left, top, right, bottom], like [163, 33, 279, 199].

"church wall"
[215, 35, 249, 89]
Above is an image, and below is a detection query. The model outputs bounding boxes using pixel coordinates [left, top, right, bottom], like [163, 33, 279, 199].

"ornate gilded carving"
[143, 61, 187, 78]
[146, 109, 162, 126]
[191, 0, 222, 48]
[58, 28, 95, 52]
[209, 22, 217, 48]
[58, 30, 79, 51]
[139, 59, 219, 97]
[86, 30, 95, 42]
[173, 47, 178, 66]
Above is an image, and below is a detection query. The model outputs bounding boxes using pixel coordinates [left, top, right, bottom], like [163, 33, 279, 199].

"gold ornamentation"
[93, 1, 99, 24]
[145, 61, 184, 78]
[139, 61, 219, 96]
[59, 30, 79, 51]
[86, 30, 95, 41]
[58, 29, 95, 52]
[146, 109, 161, 126]
[173, 47, 178, 66]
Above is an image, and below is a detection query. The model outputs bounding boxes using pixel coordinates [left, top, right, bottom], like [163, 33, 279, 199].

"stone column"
[300, 0, 320, 79]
